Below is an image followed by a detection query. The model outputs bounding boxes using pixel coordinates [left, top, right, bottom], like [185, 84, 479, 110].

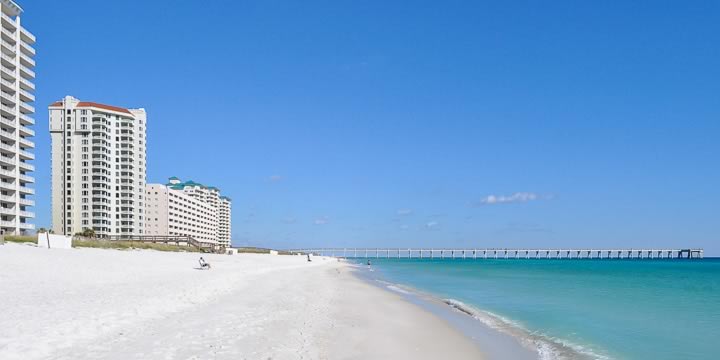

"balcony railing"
[19, 125, 33, 136]
[19, 149, 33, 159]
[19, 162, 34, 171]
[20, 51, 34, 67]
[20, 27, 35, 44]
[0, 194, 14, 202]
[1, 27, 15, 43]
[19, 173, 34, 182]
[19, 137, 33, 147]
[19, 65, 34, 79]
[19, 113, 33, 125]
[20, 41, 34, 57]
[19, 222, 35, 229]
[18, 186, 34, 194]
[1, 13, 17, 29]
[0, 142, 13, 152]
[19, 198, 34, 206]
[0, 168, 13, 177]
[19, 77, 33, 91]
[0, 220, 15, 227]
[19, 89, 33, 103]
[18, 210, 34, 218]
[20, 102, 34, 114]
[0, 77, 14, 89]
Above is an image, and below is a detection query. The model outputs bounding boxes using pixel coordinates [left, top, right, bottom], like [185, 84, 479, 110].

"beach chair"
[199, 257, 211, 270]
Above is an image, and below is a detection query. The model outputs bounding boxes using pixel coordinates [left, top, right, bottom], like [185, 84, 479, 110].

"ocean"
[360, 258, 720, 360]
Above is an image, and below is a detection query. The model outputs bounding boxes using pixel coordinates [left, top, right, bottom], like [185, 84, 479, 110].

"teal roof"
[168, 176, 179, 180]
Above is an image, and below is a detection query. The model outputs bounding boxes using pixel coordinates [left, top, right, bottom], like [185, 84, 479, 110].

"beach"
[0, 243, 486, 360]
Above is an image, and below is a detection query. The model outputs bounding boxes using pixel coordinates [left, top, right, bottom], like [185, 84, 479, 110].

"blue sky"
[25, 0, 719, 253]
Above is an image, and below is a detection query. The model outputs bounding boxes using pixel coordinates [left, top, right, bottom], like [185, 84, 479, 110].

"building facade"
[49, 96, 147, 237]
[145, 177, 232, 247]
[0, 0, 35, 235]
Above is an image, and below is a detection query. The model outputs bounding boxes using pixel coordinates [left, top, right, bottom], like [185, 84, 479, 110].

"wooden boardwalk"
[290, 248, 704, 259]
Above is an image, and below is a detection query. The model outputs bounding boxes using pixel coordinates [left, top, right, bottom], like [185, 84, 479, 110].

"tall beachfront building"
[0, 0, 35, 235]
[49, 96, 147, 237]
[145, 177, 232, 247]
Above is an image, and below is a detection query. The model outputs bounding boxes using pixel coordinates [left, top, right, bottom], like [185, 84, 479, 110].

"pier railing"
[288, 248, 704, 259]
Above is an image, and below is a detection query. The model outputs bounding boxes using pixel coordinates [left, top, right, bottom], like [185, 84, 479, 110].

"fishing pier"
[291, 248, 704, 259]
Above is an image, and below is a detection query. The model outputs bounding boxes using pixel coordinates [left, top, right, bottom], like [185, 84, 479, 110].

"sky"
[22, 0, 720, 253]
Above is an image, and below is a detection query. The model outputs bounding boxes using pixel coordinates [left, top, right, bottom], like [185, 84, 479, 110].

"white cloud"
[269, 175, 284, 182]
[477, 192, 546, 206]
[396, 209, 413, 216]
[314, 217, 329, 225]
[425, 221, 438, 228]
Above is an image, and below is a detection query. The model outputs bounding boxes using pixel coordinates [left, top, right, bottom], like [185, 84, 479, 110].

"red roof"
[49, 101, 62, 107]
[76, 102, 132, 115]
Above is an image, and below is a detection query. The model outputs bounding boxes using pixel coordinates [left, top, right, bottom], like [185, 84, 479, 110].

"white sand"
[0, 243, 484, 359]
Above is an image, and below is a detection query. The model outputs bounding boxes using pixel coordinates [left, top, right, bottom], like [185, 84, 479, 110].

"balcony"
[0, 27, 14, 44]
[20, 27, 34, 44]
[0, 103, 15, 117]
[0, 52, 14, 68]
[19, 77, 32, 91]
[19, 113, 32, 126]
[1, 13, 17, 30]
[19, 89, 33, 103]
[18, 149, 33, 160]
[18, 210, 34, 218]
[19, 125, 33, 136]
[0, 142, 13, 152]
[19, 41, 34, 57]
[19, 51, 34, 68]
[19, 222, 34, 230]
[0, 77, 13, 90]
[1, 64, 15, 81]
[0, 91, 15, 105]
[1, 40, 16, 54]
[20, 101, 34, 114]
[19, 65, 34, 80]
[0, 116, 14, 128]
[19, 198, 34, 206]
[0, 194, 14, 202]
[0, 220, 14, 228]
[19, 162, 33, 171]
[19, 137, 33, 147]
[18, 186, 34, 194]
[0, 181, 14, 191]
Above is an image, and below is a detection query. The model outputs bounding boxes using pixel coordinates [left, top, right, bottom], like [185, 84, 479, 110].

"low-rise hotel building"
[49, 96, 147, 236]
[0, 0, 36, 235]
[145, 177, 232, 247]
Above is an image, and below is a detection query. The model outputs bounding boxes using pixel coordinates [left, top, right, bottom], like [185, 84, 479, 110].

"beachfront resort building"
[145, 177, 232, 247]
[49, 96, 147, 237]
[0, 0, 35, 235]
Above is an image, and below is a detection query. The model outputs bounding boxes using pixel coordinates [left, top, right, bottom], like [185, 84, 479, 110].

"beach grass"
[72, 239, 203, 252]
[3, 235, 38, 244]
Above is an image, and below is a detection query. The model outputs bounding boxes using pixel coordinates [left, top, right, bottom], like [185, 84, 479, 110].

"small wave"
[444, 299, 609, 360]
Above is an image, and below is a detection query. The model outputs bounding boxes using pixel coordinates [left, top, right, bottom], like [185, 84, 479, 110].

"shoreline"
[352, 263, 540, 360]
[0, 243, 486, 359]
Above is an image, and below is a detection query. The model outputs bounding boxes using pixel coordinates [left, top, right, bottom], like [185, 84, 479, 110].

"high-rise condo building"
[145, 177, 232, 247]
[49, 96, 147, 237]
[0, 0, 35, 235]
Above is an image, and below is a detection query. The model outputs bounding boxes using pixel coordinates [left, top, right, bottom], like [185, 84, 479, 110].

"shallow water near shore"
[360, 258, 720, 360]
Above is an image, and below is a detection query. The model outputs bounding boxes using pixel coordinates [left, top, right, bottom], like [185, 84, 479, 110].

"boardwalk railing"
[289, 248, 704, 259]
[102, 235, 222, 253]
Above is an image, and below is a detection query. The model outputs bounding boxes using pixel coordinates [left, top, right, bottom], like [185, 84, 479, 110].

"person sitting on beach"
[199, 257, 211, 270]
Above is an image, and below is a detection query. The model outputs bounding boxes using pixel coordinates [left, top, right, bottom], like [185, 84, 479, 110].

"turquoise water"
[364, 258, 720, 360]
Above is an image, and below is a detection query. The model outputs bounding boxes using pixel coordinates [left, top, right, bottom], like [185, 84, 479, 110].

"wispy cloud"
[399, 224, 410, 230]
[425, 221, 439, 229]
[314, 216, 329, 225]
[475, 192, 550, 206]
[282, 217, 297, 224]
[396, 209, 413, 216]
[269, 175, 284, 182]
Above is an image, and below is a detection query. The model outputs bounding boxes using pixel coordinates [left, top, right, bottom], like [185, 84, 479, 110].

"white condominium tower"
[145, 177, 232, 247]
[49, 96, 147, 237]
[0, 0, 35, 235]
